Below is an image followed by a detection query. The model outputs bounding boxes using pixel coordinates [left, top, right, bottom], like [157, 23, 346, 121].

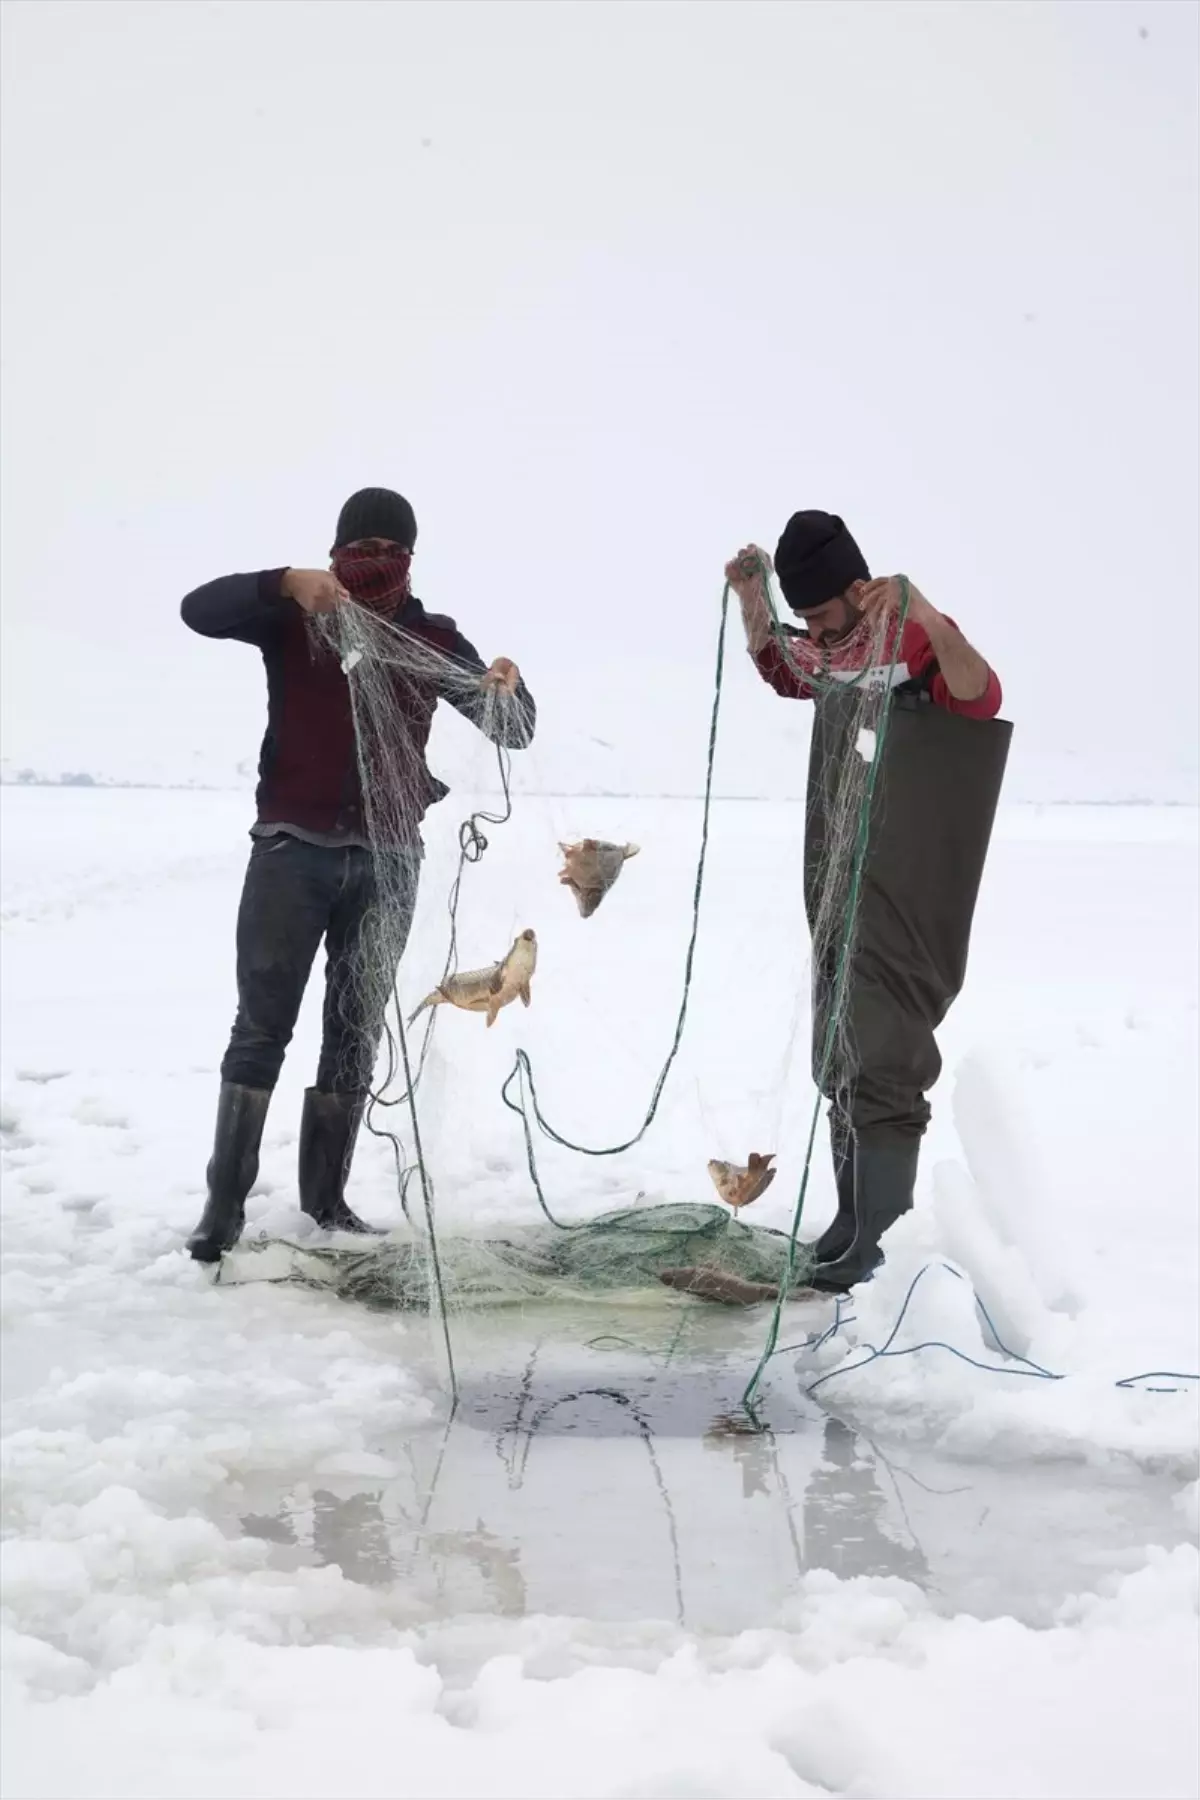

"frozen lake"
[2, 787, 1197, 1798]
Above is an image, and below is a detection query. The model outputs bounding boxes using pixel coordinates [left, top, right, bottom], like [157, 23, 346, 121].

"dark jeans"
[220, 835, 421, 1095]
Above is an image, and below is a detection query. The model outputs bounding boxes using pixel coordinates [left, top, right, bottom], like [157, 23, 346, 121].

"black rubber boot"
[298, 1088, 384, 1235]
[187, 1083, 272, 1264]
[809, 1110, 857, 1264]
[808, 1135, 920, 1294]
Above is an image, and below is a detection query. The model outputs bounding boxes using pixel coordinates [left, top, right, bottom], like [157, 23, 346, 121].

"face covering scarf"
[331, 545, 413, 612]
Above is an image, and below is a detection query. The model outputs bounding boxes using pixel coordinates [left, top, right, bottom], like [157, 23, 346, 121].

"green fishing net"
[233, 1203, 816, 1312]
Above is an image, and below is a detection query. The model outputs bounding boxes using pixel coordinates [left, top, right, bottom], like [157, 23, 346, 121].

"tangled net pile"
[251, 1203, 814, 1312]
[272, 575, 907, 1388]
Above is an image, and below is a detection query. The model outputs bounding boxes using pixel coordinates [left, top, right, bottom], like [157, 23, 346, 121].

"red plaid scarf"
[332, 545, 413, 613]
[779, 609, 902, 680]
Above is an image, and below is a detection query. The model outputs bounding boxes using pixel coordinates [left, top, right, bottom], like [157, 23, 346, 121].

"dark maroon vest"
[255, 606, 461, 839]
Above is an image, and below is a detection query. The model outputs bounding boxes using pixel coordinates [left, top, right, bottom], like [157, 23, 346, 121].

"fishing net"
[782, 605, 909, 1125]
[235, 1203, 816, 1311]
[306, 599, 527, 1103]
[266, 577, 907, 1381]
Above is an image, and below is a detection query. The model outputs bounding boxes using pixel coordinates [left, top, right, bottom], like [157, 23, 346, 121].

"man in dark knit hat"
[734, 511, 1000, 718]
[181, 486, 536, 1263]
[725, 512, 1007, 1295]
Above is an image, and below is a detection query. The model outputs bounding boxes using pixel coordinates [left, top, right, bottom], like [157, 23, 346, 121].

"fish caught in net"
[280, 576, 906, 1354]
[231, 1204, 816, 1312]
[707, 1153, 777, 1211]
[557, 839, 640, 918]
[408, 928, 537, 1029]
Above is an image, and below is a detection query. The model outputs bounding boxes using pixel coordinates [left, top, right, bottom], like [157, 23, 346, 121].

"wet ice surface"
[220, 1297, 1191, 1645]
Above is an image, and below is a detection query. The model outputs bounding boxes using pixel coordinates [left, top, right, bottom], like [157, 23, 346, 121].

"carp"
[558, 839, 639, 918]
[658, 1266, 781, 1306]
[408, 929, 537, 1029]
[707, 1153, 777, 1211]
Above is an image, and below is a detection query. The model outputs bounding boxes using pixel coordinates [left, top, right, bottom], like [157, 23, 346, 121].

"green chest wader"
[804, 688, 1013, 1288]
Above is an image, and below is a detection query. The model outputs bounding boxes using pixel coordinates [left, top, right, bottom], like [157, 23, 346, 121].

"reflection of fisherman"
[727, 513, 1008, 1294]
[803, 1419, 927, 1584]
[241, 1488, 395, 1587]
[242, 1489, 526, 1614]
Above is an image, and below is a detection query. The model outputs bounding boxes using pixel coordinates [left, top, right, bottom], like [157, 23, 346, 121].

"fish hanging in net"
[408, 928, 537, 1028]
[557, 839, 640, 917]
[707, 1153, 777, 1211]
[287, 567, 899, 1342]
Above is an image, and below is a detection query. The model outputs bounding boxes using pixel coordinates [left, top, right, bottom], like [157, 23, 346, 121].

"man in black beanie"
[736, 512, 999, 712]
[180, 487, 536, 1263]
[725, 513, 1007, 1295]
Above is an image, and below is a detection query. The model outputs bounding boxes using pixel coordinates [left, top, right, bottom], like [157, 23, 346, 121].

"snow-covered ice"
[2, 784, 1197, 1799]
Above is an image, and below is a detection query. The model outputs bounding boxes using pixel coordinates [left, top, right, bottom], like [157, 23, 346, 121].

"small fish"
[707, 1153, 777, 1211]
[408, 929, 537, 1029]
[557, 839, 639, 918]
[658, 1266, 781, 1306]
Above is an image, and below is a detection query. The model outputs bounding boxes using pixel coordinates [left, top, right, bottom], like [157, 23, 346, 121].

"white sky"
[1, 0, 1196, 795]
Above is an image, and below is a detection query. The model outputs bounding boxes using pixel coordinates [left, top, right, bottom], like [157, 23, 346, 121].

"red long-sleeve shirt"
[753, 615, 1002, 721]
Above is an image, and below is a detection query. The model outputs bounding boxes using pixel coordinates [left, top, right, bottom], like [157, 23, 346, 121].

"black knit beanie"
[332, 487, 418, 553]
[774, 511, 869, 614]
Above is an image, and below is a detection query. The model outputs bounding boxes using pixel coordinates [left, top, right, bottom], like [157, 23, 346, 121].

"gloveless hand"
[480, 656, 520, 695]
[857, 576, 938, 632]
[281, 568, 350, 614]
[724, 543, 772, 598]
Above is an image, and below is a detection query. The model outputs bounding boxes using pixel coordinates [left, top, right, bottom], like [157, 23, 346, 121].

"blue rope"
[788, 1262, 1199, 1398]
[1115, 1371, 1200, 1394]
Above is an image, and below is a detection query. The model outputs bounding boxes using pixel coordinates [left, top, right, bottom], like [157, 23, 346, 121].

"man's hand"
[725, 544, 776, 655]
[859, 576, 991, 702]
[856, 575, 940, 632]
[863, 576, 949, 633]
[480, 656, 520, 695]
[281, 569, 349, 614]
[724, 544, 772, 599]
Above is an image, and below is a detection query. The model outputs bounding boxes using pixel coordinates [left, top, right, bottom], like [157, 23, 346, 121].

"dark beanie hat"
[332, 487, 418, 552]
[774, 510, 869, 614]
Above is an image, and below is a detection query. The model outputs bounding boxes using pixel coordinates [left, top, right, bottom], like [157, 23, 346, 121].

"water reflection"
[238, 1376, 935, 1625]
[234, 1324, 1188, 1633]
[803, 1418, 928, 1585]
